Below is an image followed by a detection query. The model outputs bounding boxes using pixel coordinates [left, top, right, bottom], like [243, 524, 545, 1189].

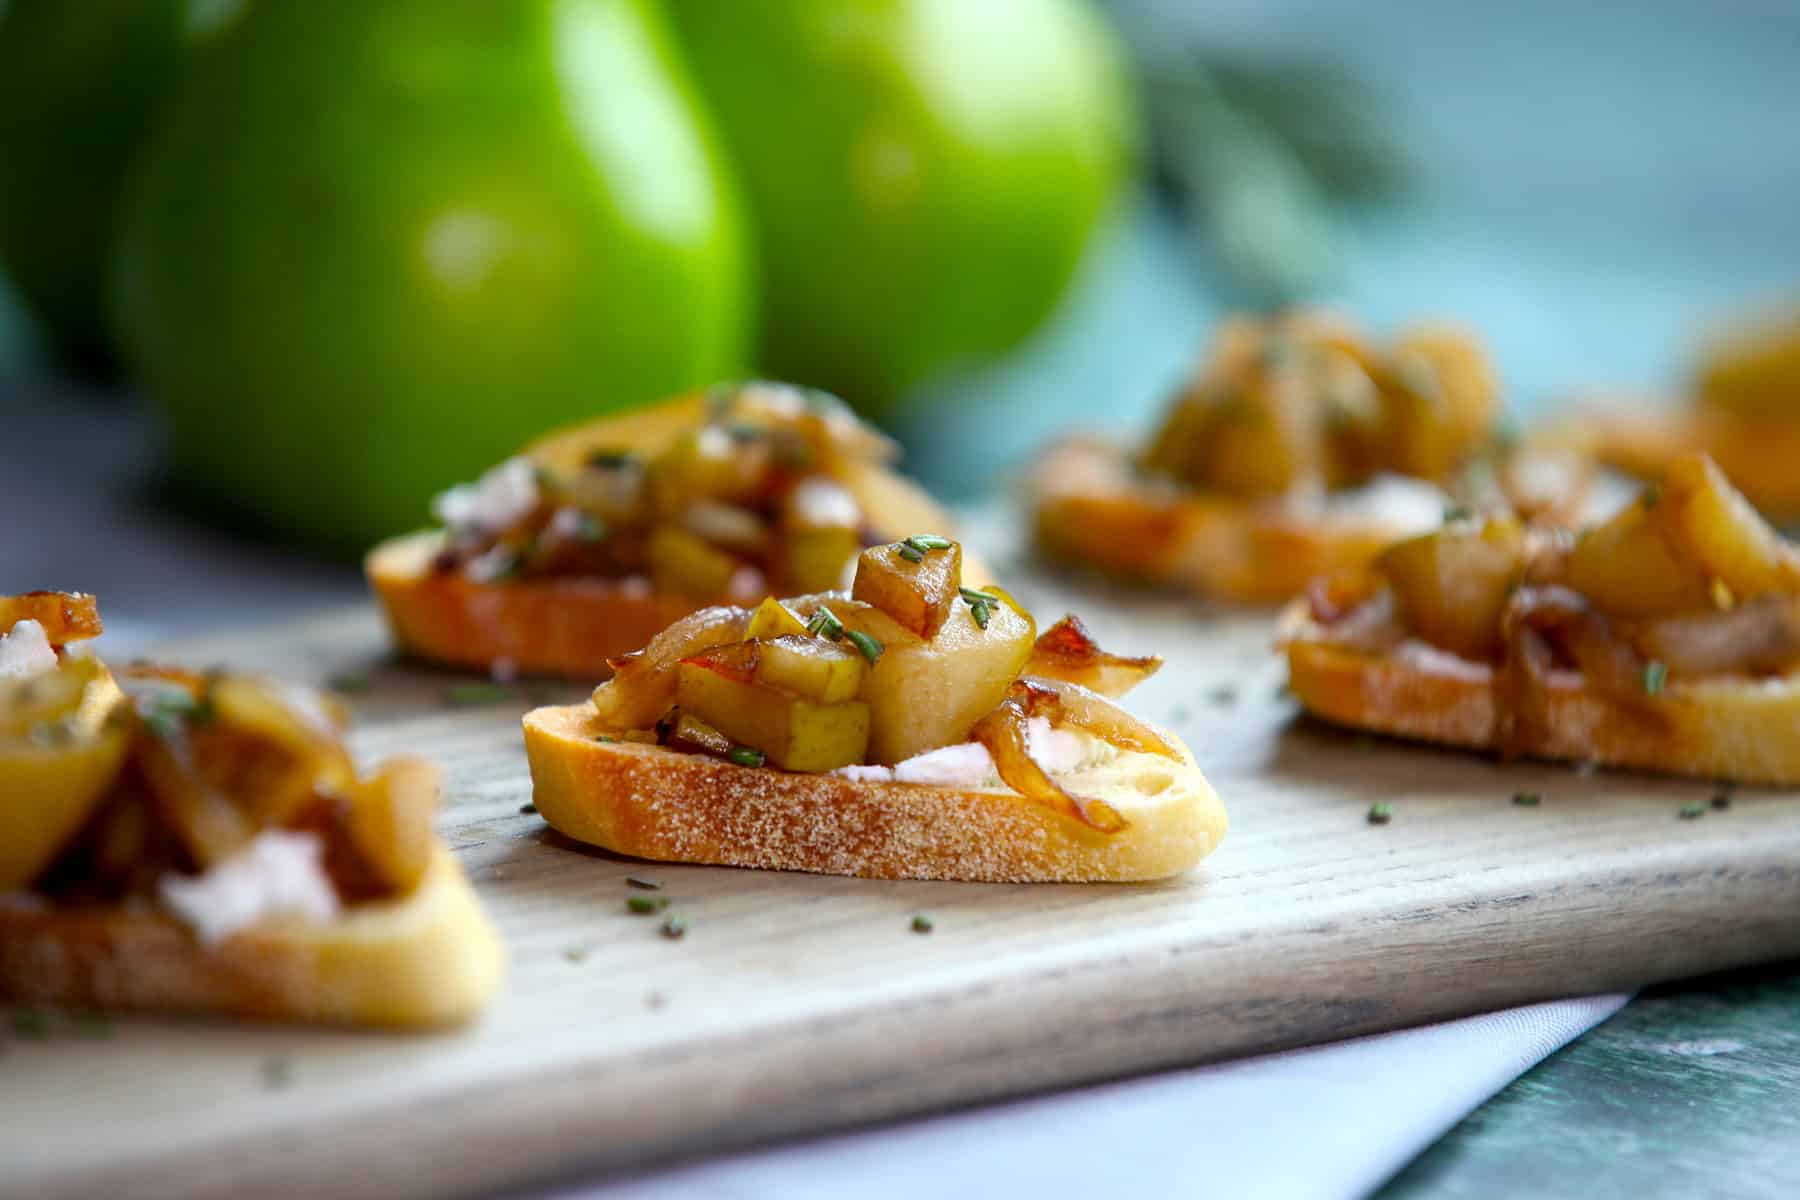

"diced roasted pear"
[662, 709, 735, 757]
[836, 593, 1036, 765]
[1569, 489, 1715, 619]
[1654, 454, 1800, 601]
[746, 597, 809, 641]
[208, 676, 354, 826]
[649, 426, 770, 514]
[0, 592, 102, 646]
[781, 478, 864, 593]
[1381, 326, 1497, 482]
[851, 539, 962, 637]
[345, 756, 438, 896]
[1378, 517, 1526, 661]
[648, 525, 741, 599]
[675, 659, 870, 771]
[0, 657, 128, 891]
[756, 634, 867, 703]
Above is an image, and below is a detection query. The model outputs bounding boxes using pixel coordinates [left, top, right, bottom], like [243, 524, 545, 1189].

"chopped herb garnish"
[1643, 661, 1669, 696]
[1443, 503, 1473, 524]
[1640, 484, 1662, 510]
[260, 1057, 293, 1089]
[959, 587, 997, 629]
[1512, 792, 1541, 807]
[896, 542, 926, 564]
[806, 608, 845, 640]
[138, 689, 212, 740]
[67, 1010, 113, 1039]
[725, 421, 762, 443]
[628, 894, 672, 915]
[574, 512, 607, 543]
[662, 914, 689, 940]
[625, 875, 661, 890]
[911, 914, 934, 934]
[445, 682, 512, 706]
[518, 803, 538, 816]
[905, 534, 953, 552]
[844, 629, 884, 664]
[1679, 802, 1706, 820]
[586, 448, 636, 469]
[596, 734, 617, 743]
[564, 947, 590, 963]
[727, 745, 767, 768]
[327, 672, 371, 695]
[10, 1008, 49, 1038]
[1712, 790, 1733, 810]
[1366, 802, 1393, 825]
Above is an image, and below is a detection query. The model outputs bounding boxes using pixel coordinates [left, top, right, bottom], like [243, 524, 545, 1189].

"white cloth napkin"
[558, 994, 1626, 1200]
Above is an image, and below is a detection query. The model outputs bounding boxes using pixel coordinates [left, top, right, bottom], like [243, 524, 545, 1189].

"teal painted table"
[1385, 960, 1800, 1198]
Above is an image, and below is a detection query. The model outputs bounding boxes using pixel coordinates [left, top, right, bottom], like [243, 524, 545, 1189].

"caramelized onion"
[969, 677, 1187, 833]
[1024, 615, 1161, 699]
[591, 605, 751, 730]
[1498, 585, 1657, 757]
[1630, 594, 1800, 676]
[969, 683, 1127, 833]
[1018, 676, 1184, 761]
[1309, 584, 1405, 654]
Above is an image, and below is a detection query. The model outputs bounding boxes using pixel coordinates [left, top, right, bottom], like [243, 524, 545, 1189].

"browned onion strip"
[1023, 614, 1162, 699]
[1498, 585, 1658, 757]
[969, 684, 1128, 834]
[1018, 675, 1184, 762]
[1310, 585, 1405, 654]
[1629, 594, 1800, 677]
[591, 604, 751, 730]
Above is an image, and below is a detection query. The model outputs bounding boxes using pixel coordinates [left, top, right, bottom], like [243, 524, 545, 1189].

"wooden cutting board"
[8, 551, 1800, 1200]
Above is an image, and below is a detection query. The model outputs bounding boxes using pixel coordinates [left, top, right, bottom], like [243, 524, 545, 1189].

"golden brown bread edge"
[1282, 605, 1800, 784]
[523, 703, 1227, 883]
[1028, 439, 1404, 606]
[0, 848, 505, 1028]
[368, 464, 977, 678]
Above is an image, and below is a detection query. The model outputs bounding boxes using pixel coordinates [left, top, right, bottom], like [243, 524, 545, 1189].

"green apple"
[0, 0, 212, 374]
[668, 0, 1136, 413]
[113, 0, 753, 552]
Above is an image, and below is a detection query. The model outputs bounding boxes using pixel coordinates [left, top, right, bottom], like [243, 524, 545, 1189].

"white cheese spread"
[431, 456, 539, 534]
[0, 619, 57, 679]
[158, 831, 341, 945]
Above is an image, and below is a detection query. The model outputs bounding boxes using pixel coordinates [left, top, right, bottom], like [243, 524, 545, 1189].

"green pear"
[0, 0, 208, 374]
[114, 0, 753, 552]
[669, 0, 1136, 413]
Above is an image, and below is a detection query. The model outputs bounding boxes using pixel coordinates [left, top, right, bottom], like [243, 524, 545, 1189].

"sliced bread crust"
[0, 847, 504, 1028]
[523, 703, 1227, 883]
[1283, 605, 1800, 784]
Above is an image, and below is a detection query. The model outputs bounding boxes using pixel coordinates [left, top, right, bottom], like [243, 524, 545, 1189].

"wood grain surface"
[7, 552, 1800, 1200]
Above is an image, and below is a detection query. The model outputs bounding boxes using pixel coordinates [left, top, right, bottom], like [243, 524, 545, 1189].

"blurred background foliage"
[1, 0, 1796, 536]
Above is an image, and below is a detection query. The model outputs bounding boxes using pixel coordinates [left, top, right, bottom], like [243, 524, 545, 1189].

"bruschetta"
[523, 539, 1226, 882]
[1283, 453, 1800, 783]
[0, 596, 503, 1027]
[369, 382, 965, 678]
[1030, 311, 1590, 603]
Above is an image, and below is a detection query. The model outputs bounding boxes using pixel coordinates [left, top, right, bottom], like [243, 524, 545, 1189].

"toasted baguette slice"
[0, 848, 504, 1028]
[369, 471, 974, 679]
[1031, 437, 1430, 605]
[523, 703, 1226, 883]
[369, 530, 703, 678]
[1283, 606, 1800, 784]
